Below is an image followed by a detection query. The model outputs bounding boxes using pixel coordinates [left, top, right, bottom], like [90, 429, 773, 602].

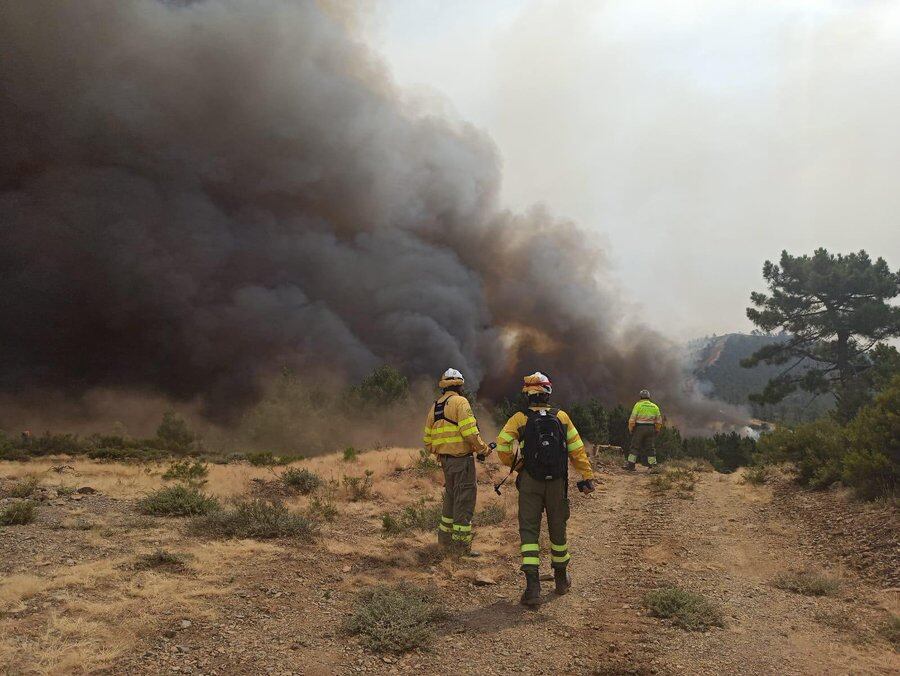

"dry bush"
[307, 495, 338, 522]
[649, 467, 696, 498]
[343, 584, 446, 653]
[7, 475, 40, 498]
[382, 500, 442, 536]
[473, 503, 506, 526]
[0, 500, 36, 526]
[878, 615, 899, 650]
[137, 485, 220, 517]
[412, 449, 441, 474]
[343, 470, 375, 501]
[742, 465, 770, 486]
[134, 549, 190, 572]
[281, 467, 321, 494]
[191, 499, 317, 540]
[774, 571, 841, 597]
[644, 586, 723, 631]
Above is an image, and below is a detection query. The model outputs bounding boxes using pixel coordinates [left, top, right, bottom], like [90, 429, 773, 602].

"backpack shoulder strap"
[433, 394, 458, 425]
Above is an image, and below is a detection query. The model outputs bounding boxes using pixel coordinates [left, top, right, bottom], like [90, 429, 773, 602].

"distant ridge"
[691, 333, 834, 423]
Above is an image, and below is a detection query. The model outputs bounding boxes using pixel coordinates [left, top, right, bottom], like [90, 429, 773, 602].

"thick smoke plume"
[0, 0, 738, 428]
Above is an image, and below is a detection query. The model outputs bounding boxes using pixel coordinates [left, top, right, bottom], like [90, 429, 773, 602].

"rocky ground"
[1, 452, 897, 675]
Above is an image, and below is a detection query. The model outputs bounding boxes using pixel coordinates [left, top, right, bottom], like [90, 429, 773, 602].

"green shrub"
[413, 448, 441, 474]
[381, 513, 403, 535]
[307, 496, 338, 522]
[162, 460, 209, 485]
[156, 411, 195, 452]
[281, 467, 321, 494]
[343, 446, 359, 462]
[137, 485, 220, 517]
[0, 501, 36, 526]
[757, 420, 846, 488]
[649, 467, 695, 497]
[382, 500, 442, 535]
[844, 376, 899, 500]
[244, 451, 289, 467]
[343, 584, 445, 653]
[343, 471, 374, 501]
[473, 503, 506, 526]
[568, 398, 609, 445]
[192, 499, 317, 540]
[774, 571, 840, 597]
[644, 587, 723, 631]
[87, 446, 166, 462]
[841, 449, 895, 501]
[742, 465, 770, 486]
[22, 432, 86, 456]
[7, 476, 40, 498]
[0, 447, 30, 462]
[342, 366, 410, 413]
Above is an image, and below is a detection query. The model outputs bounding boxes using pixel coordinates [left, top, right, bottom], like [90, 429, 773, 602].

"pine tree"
[743, 249, 900, 422]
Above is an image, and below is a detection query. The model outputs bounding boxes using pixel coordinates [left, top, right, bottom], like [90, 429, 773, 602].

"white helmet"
[439, 368, 465, 389]
[522, 371, 553, 395]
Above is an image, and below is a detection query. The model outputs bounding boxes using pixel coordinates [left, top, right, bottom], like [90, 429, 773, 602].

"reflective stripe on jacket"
[629, 399, 662, 426]
[495, 406, 593, 480]
[423, 393, 488, 457]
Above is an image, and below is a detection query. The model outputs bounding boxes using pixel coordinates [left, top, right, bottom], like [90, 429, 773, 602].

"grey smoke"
[0, 0, 738, 426]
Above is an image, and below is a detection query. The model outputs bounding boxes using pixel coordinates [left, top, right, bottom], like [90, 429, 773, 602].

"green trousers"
[517, 470, 570, 570]
[439, 454, 476, 546]
[627, 425, 657, 465]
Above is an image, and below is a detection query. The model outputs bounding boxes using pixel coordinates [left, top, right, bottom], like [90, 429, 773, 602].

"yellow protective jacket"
[629, 399, 662, 431]
[495, 406, 593, 480]
[423, 392, 488, 457]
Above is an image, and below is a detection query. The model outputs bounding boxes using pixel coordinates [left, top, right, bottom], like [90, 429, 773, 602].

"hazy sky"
[370, 0, 900, 339]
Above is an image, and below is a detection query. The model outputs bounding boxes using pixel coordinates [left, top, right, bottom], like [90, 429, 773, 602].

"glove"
[577, 479, 595, 494]
[477, 442, 496, 463]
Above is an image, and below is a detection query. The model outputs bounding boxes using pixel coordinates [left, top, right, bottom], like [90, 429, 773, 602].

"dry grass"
[0, 539, 276, 674]
[774, 570, 841, 597]
[0, 446, 503, 673]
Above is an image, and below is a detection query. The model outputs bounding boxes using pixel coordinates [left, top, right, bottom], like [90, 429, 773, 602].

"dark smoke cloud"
[0, 0, 739, 427]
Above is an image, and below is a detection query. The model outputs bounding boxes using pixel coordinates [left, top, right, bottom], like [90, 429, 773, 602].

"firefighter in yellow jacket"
[624, 389, 663, 471]
[495, 372, 595, 606]
[424, 368, 491, 554]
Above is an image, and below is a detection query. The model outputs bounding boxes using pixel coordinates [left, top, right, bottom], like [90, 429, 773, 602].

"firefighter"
[495, 372, 595, 606]
[423, 368, 491, 555]
[624, 389, 663, 471]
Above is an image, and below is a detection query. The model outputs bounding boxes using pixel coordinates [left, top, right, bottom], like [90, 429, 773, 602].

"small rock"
[180, 620, 192, 629]
[342, 565, 352, 573]
[76, 486, 97, 494]
[473, 574, 496, 586]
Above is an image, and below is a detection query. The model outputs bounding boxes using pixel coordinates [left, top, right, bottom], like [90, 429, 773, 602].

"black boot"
[554, 567, 571, 595]
[623, 461, 636, 471]
[520, 570, 541, 607]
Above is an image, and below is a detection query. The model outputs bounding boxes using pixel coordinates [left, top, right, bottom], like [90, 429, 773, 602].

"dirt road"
[2, 454, 897, 675]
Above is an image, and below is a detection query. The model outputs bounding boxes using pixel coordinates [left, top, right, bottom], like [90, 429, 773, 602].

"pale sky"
[369, 0, 900, 339]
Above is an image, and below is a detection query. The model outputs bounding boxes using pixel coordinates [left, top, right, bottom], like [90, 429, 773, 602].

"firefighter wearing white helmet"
[423, 368, 490, 554]
[625, 389, 663, 471]
[495, 372, 596, 606]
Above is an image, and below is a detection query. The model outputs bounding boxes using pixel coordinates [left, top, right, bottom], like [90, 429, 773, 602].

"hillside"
[692, 334, 835, 422]
[1, 451, 897, 674]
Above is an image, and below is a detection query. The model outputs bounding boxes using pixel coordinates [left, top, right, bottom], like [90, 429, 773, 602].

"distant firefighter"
[495, 372, 595, 606]
[423, 369, 491, 555]
[624, 389, 663, 471]
[21, 430, 32, 446]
